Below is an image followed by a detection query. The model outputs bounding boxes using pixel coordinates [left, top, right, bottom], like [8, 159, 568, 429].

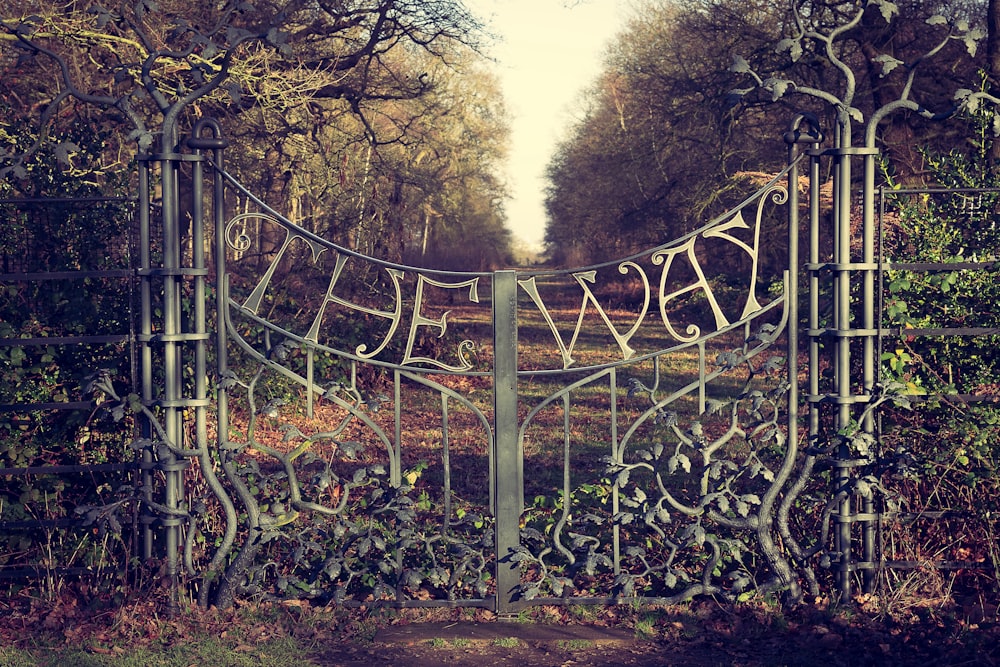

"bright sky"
[464, 0, 631, 253]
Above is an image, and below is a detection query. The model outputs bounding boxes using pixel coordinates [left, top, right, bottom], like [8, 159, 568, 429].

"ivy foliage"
[879, 102, 1000, 521]
[0, 120, 136, 578]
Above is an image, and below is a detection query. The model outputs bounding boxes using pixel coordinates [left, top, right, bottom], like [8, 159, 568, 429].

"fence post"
[153, 129, 188, 611]
[493, 270, 520, 614]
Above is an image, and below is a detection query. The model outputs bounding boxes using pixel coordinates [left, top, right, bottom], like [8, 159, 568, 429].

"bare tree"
[0, 0, 482, 163]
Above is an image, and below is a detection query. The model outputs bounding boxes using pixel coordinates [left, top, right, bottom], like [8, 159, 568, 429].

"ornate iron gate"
[122, 118, 836, 612]
[7, 112, 993, 609]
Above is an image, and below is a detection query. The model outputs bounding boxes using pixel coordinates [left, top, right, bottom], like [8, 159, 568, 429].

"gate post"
[493, 270, 521, 614]
[138, 128, 190, 610]
[823, 118, 881, 599]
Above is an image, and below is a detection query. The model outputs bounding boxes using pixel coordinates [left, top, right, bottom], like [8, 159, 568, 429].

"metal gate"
[5, 113, 995, 610]
[124, 118, 818, 612]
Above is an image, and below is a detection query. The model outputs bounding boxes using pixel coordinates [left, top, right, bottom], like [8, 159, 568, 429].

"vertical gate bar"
[834, 124, 853, 599]
[493, 270, 520, 614]
[190, 123, 242, 603]
[697, 341, 706, 414]
[784, 114, 823, 600]
[561, 390, 571, 545]
[212, 132, 230, 454]
[393, 370, 402, 487]
[306, 348, 315, 419]
[159, 142, 184, 609]
[191, 141, 208, 573]
[610, 368, 620, 574]
[442, 393, 452, 531]
[809, 144, 821, 459]
[861, 146, 879, 593]
[786, 134, 800, 482]
[137, 153, 154, 562]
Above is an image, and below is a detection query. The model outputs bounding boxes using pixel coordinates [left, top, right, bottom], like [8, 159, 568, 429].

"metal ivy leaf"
[729, 573, 752, 593]
[280, 425, 304, 441]
[508, 547, 533, 563]
[716, 351, 741, 370]
[750, 461, 775, 482]
[261, 398, 284, 418]
[614, 511, 635, 526]
[667, 454, 691, 474]
[551, 576, 572, 597]
[616, 574, 636, 597]
[218, 370, 240, 390]
[870, 0, 899, 22]
[851, 431, 877, 457]
[763, 78, 791, 102]
[749, 323, 778, 344]
[926, 14, 948, 26]
[129, 437, 153, 451]
[873, 54, 903, 78]
[686, 525, 707, 546]
[655, 410, 678, 427]
[715, 495, 731, 513]
[269, 339, 294, 361]
[227, 27, 255, 43]
[127, 129, 154, 151]
[704, 399, 726, 417]
[965, 36, 980, 58]
[54, 141, 79, 166]
[338, 441, 363, 459]
[762, 356, 785, 373]
[775, 38, 803, 62]
[688, 422, 704, 442]
[521, 527, 545, 543]
[729, 55, 751, 74]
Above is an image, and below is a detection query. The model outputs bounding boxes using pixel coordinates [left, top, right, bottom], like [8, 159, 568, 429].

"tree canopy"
[0, 0, 511, 268]
[544, 0, 990, 266]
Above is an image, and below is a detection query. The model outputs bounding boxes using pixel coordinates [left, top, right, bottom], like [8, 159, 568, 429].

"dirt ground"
[4, 592, 999, 666]
[309, 601, 1000, 667]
